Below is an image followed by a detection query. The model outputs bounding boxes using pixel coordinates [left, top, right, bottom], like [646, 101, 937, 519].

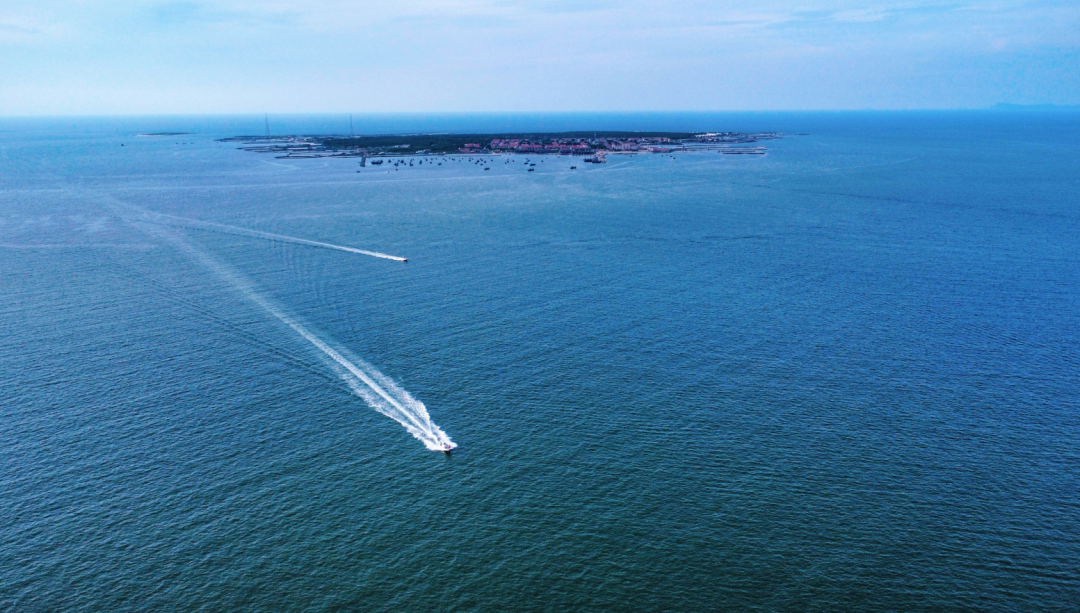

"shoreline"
[220, 130, 780, 159]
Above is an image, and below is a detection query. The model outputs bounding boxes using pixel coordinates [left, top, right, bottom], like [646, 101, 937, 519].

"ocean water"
[2, 112, 1079, 611]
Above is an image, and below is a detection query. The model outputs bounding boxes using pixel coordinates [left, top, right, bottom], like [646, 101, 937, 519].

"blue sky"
[1, 0, 1078, 114]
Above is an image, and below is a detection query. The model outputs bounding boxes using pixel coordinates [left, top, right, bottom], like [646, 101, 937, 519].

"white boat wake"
[140, 223, 454, 451]
[146, 212, 408, 261]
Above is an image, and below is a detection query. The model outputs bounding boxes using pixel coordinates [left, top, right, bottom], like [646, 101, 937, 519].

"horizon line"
[2, 106, 1079, 120]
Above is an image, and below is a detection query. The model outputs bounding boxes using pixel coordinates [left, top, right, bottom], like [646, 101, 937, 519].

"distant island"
[992, 103, 1080, 111]
[219, 131, 781, 160]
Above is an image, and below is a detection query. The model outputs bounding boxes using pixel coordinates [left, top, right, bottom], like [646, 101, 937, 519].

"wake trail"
[145, 211, 408, 261]
[137, 223, 454, 452]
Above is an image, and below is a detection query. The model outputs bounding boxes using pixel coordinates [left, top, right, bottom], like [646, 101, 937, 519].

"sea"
[1, 112, 1078, 611]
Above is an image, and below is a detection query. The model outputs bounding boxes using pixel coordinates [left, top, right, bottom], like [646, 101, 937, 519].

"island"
[219, 131, 780, 160]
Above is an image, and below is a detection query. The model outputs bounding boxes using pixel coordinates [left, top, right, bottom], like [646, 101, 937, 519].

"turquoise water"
[2, 113, 1079, 611]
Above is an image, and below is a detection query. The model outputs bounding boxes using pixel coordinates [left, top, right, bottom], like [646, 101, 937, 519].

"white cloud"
[0, 0, 1076, 113]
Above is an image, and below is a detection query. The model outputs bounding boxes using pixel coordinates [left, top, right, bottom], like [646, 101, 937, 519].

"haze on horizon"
[1, 0, 1078, 116]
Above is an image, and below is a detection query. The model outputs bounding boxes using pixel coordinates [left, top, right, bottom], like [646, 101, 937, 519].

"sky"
[1, 0, 1078, 114]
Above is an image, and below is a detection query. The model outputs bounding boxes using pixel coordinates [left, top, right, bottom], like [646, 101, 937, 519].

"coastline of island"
[218, 131, 781, 160]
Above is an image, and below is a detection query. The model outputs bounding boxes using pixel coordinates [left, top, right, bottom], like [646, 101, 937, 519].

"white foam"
[140, 223, 454, 451]
[149, 212, 407, 261]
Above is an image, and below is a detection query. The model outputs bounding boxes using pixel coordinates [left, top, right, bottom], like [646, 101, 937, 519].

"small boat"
[443, 444, 453, 454]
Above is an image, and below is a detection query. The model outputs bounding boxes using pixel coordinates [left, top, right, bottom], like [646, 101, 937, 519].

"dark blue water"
[2, 113, 1079, 611]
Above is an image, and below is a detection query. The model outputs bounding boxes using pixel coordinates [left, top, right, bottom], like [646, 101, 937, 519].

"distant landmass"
[219, 131, 781, 159]
[992, 103, 1080, 111]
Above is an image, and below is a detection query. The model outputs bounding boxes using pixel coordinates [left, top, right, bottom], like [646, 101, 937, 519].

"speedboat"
[442, 444, 454, 454]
